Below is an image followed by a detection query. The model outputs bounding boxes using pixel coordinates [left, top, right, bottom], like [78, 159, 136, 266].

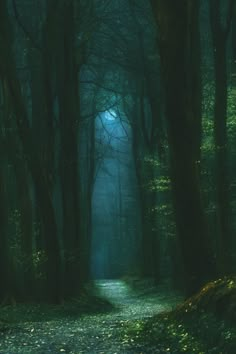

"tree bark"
[232, 4, 236, 77]
[0, 146, 10, 302]
[209, 0, 234, 272]
[151, 0, 216, 295]
[57, 1, 82, 296]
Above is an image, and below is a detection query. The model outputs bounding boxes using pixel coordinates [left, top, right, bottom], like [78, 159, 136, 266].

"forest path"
[96, 279, 178, 319]
[0, 280, 181, 354]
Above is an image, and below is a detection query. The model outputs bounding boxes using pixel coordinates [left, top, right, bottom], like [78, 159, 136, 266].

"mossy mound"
[172, 277, 236, 322]
[128, 278, 236, 353]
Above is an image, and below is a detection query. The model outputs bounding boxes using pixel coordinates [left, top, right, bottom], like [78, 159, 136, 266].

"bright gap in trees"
[90, 109, 141, 279]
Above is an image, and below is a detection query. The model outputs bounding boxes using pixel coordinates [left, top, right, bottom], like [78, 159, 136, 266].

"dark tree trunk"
[81, 115, 95, 283]
[151, 0, 216, 295]
[58, 2, 82, 296]
[0, 76, 34, 300]
[0, 151, 10, 302]
[15, 161, 34, 297]
[232, 3, 236, 78]
[209, 0, 234, 272]
[5, 140, 34, 298]
[2, 86, 34, 298]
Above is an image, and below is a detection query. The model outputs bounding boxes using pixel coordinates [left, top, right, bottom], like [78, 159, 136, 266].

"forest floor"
[0, 279, 235, 353]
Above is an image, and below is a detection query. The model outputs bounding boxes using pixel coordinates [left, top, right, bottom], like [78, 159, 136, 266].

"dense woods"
[1, 0, 236, 352]
[0, 0, 236, 302]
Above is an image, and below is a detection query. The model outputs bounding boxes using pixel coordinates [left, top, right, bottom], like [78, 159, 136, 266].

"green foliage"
[151, 204, 172, 216]
[147, 176, 171, 192]
[143, 156, 160, 167]
[32, 250, 47, 280]
[227, 87, 236, 142]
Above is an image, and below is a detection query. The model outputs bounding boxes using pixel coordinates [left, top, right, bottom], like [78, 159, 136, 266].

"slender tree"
[233, 3, 236, 77]
[57, 1, 81, 295]
[209, 0, 235, 272]
[0, 125, 10, 302]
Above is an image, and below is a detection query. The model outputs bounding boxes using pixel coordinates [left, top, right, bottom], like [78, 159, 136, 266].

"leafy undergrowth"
[128, 277, 236, 354]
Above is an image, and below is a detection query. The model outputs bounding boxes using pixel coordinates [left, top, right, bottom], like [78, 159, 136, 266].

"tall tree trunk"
[0, 143, 10, 302]
[15, 161, 33, 297]
[209, 0, 234, 272]
[232, 2, 236, 78]
[2, 78, 34, 298]
[58, 1, 81, 296]
[151, 0, 216, 295]
[82, 114, 95, 282]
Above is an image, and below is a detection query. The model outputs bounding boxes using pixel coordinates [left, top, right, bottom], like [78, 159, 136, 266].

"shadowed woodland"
[1, 0, 236, 353]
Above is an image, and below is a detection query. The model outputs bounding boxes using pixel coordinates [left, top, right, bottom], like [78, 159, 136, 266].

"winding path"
[0, 280, 181, 354]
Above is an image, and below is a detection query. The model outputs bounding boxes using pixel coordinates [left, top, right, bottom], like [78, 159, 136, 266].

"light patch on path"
[96, 280, 179, 319]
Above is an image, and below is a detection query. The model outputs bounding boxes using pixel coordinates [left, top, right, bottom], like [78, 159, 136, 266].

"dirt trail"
[0, 280, 181, 354]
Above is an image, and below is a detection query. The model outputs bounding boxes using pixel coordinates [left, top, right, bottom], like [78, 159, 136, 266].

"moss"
[129, 278, 236, 353]
[172, 277, 236, 322]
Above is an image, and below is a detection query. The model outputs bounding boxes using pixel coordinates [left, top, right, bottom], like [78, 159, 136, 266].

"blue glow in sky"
[104, 109, 117, 121]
